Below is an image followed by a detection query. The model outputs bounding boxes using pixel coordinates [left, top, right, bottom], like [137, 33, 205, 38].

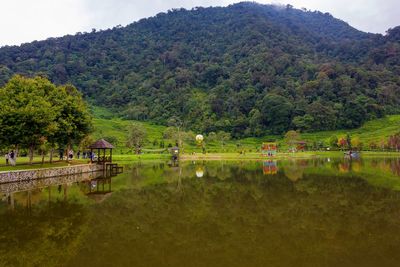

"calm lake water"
[1, 157, 400, 267]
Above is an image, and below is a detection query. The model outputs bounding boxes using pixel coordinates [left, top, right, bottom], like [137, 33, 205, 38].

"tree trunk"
[66, 143, 71, 162]
[49, 148, 54, 163]
[29, 144, 34, 165]
[14, 144, 19, 165]
[178, 126, 183, 153]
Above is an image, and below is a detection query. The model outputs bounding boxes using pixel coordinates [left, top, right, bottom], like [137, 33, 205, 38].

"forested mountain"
[0, 2, 400, 137]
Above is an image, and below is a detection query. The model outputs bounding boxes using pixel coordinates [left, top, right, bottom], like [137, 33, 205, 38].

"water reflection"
[1, 157, 400, 267]
[0, 171, 112, 211]
[283, 159, 304, 181]
[263, 160, 278, 175]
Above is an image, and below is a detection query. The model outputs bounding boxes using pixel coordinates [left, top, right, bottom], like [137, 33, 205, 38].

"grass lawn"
[91, 105, 400, 152]
[0, 157, 90, 172]
[0, 154, 172, 172]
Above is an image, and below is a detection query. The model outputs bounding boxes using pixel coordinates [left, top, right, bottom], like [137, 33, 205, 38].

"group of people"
[3, 148, 98, 166]
[4, 150, 16, 166]
[58, 149, 96, 161]
[58, 149, 75, 160]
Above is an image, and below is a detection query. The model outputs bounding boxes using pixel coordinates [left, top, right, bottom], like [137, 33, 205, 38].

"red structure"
[296, 141, 307, 152]
[262, 143, 277, 156]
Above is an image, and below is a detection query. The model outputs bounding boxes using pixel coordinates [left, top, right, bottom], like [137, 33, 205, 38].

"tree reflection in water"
[1, 158, 400, 267]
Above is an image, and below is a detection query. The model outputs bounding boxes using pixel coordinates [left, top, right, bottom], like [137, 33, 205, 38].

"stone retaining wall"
[0, 164, 104, 184]
[0, 170, 105, 194]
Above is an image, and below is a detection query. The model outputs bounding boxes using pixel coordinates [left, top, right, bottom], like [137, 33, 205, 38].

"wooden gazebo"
[88, 139, 114, 164]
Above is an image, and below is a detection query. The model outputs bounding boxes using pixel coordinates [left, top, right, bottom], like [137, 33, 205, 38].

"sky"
[1, 0, 399, 47]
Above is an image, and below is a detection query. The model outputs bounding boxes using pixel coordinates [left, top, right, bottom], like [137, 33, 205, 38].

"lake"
[1, 156, 400, 267]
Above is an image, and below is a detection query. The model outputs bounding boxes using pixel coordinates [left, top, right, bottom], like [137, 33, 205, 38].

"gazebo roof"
[89, 139, 115, 149]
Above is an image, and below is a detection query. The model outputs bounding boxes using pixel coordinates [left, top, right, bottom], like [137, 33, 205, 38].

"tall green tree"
[216, 131, 231, 151]
[49, 84, 92, 158]
[0, 75, 58, 163]
[260, 94, 293, 135]
[0, 75, 92, 164]
[284, 130, 301, 151]
[127, 123, 147, 154]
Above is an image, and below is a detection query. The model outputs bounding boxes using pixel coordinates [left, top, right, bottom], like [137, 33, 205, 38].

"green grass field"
[1, 107, 398, 172]
[301, 115, 400, 144]
[91, 106, 400, 152]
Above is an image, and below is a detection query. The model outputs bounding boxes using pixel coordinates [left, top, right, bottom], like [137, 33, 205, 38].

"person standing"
[68, 150, 73, 160]
[5, 153, 9, 165]
[9, 150, 16, 166]
[77, 150, 81, 159]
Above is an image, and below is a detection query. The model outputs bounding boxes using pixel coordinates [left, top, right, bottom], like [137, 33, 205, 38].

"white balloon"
[196, 134, 204, 142]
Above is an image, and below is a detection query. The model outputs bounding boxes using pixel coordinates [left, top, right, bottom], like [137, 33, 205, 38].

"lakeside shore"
[1, 151, 400, 172]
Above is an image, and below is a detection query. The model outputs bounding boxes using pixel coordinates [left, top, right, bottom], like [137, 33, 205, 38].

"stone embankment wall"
[0, 164, 103, 184]
[0, 170, 105, 194]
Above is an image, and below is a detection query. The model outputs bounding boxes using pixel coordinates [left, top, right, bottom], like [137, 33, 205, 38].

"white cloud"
[81, 0, 227, 29]
[1, 0, 399, 46]
[257, 0, 400, 33]
[0, 0, 91, 46]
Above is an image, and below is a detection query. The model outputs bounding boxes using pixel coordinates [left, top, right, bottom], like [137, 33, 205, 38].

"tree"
[260, 94, 293, 134]
[340, 101, 367, 128]
[368, 141, 377, 151]
[207, 132, 217, 142]
[379, 138, 387, 151]
[292, 115, 314, 132]
[167, 116, 184, 151]
[351, 137, 362, 151]
[38, 136, 50, 165]
[329, 135, 338, 149]
[0, 75, 93, 164]
[284, 130, 301, 151]
[0, 75, 59, 164]
[388, 133, 400, 151]
[79, 135, 95, 152]
[49, 84, 92, 160]
[183, 131, 196, 146]
[102, 136, 119, 147]
[216, 131, 231, 151]
[249, 108, 263, 136]
[306, 101, 337, 131]
[127, 123, 147, 154]
[163, 127, 178, 140]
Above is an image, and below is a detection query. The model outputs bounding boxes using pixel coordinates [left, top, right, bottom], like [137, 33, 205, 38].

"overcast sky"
[1, 0, 399, 47]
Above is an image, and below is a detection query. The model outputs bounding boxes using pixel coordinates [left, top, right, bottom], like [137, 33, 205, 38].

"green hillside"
[1, 2, 400, 138]
[91, 107, 167, 152]
[301, 115, 400, 144]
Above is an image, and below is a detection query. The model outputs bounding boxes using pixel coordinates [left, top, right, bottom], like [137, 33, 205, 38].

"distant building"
[296, 141, 307, 152]
[262, 142, 277, 157]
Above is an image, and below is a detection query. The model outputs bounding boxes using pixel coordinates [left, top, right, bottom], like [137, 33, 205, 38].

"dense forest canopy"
[0, 2, 399, 137]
